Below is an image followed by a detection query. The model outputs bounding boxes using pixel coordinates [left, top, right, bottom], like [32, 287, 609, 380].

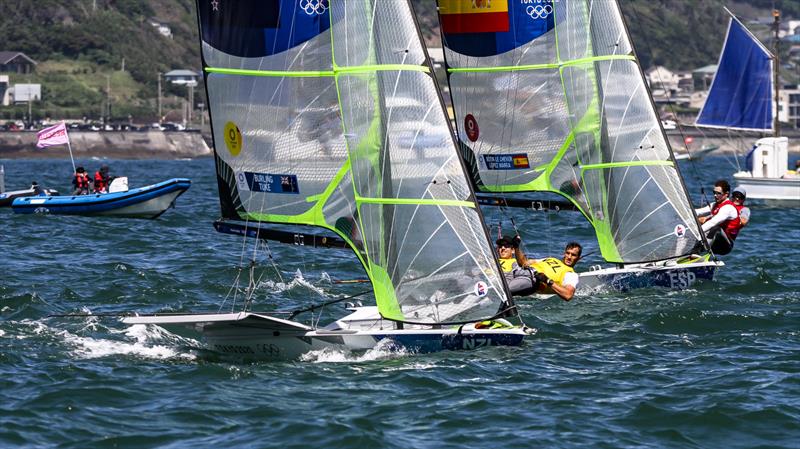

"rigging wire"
[628, 3, 711, 207]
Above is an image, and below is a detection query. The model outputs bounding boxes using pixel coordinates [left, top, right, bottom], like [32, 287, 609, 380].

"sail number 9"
[224, 121, 243, 156]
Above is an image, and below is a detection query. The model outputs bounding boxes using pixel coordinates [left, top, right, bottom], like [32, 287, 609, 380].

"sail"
[438, 0, 702, 263]
[198, 0, 510, 324]
[695, 16, 774, 132]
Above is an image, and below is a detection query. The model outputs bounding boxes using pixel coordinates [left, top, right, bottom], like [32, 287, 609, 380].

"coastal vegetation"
[0, 0, 796, 123]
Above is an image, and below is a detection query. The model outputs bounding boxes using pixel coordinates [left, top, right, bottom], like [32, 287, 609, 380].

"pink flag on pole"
[36, 122, 70, 148]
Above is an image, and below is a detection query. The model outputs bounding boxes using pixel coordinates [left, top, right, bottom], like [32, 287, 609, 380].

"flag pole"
[65, 139, 76, 174]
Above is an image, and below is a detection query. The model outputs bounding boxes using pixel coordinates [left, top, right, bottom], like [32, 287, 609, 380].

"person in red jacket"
[71, 167, 91, 195]
[93, 164, 111, 193]
[694, 180, 748, 255]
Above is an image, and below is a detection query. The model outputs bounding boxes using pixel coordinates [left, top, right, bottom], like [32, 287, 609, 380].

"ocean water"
[1, 156, 798, 448]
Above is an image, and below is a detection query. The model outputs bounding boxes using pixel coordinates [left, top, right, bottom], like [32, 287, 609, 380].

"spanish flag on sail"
[439, 0, 510, 34]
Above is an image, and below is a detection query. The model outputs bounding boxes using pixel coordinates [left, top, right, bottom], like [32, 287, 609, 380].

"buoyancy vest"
[74, 173, 90, 189]
[94, 171, 108, 192]
[530, 257, 574, 293]
[711, 199, 744, 241]
[498, 257, 519, 273]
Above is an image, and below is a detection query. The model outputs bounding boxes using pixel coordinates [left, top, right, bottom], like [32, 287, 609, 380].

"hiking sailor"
[694, 180, 747, 255]
[529, 242, 582, 302]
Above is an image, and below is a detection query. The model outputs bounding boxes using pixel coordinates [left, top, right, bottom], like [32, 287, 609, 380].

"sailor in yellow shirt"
[496, 237, 582, 301]
[529, 242, 582, 301]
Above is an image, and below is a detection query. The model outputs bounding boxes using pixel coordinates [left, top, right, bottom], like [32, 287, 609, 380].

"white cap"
[732, 187, 746, 199]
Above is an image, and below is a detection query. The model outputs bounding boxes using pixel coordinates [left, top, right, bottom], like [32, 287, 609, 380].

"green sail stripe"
[206, 64, 429, 78]
[206, 67, 334, 77]
[355, 196, 476, 208]
[334, 64, 430, 74]
[240, 158, 368, 269]
[580, 160, 675, 171]
[447, 54, 635, 74]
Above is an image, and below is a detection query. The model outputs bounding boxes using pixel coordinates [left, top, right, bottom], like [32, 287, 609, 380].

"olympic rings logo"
[300, 0, 328, 16]
[526, 4, 553, 20]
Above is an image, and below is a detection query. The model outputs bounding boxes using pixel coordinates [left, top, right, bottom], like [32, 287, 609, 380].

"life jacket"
[711, 199, 744, 241]
[74, 173, 90, 189]
[530, 257, 574, 293]
[94, 171, 108, 193]
[498, 257, 519, 273]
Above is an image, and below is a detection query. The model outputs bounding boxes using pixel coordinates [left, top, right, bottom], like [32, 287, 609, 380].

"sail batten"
[438, 0, 702, 264]
[200, 0, 511, 325]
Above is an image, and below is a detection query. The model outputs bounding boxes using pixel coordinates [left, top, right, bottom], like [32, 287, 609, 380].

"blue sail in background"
[695, 16, 774, 132]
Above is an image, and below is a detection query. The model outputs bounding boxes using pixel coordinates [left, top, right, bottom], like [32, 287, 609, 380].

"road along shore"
[0, 131, 212, 159]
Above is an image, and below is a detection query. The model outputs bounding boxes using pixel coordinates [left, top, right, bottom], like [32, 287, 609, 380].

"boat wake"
[258, 269, 329, 297]
[16, 317, 199, 361]
[299, 338, 410, 363]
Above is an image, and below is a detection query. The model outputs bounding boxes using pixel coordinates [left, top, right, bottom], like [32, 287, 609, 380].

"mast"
[773, 9, 781, 136]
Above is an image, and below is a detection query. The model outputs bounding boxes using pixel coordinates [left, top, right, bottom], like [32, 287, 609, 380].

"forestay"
[695, 13, 774, 132]
[438, 0, 702, 263]
[198, 0, 510, 324]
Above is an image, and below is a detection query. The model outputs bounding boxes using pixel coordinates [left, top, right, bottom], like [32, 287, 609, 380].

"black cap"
[76, 166, 85, 173]
[496, 236, 517, 248]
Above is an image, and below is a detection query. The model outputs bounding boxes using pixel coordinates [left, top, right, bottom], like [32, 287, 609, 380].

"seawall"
[0, 131, 212, 159]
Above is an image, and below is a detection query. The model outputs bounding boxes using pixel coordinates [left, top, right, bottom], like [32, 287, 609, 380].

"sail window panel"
[550, 141, 591, 213]
[320, 170, 366, 254]
[450, 68, 571, 188]
[338, 70, 472, 202]
[330, 0, 426, 68]
[594, 60, 670, 163]
[560, 64, 600, 163]
[584, 166, 700, 262]
[555, 0, 589, 62]
[587, 0, 632, 58]
[359, 203, 506, 324]
[556, 0, 632, 62]
[207, 73, 347, 217]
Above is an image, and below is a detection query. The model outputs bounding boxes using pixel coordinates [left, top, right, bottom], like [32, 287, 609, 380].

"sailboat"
[123, 0, 531, 359]
[435, 0, 722, 294]
[695, 8, 800, 207]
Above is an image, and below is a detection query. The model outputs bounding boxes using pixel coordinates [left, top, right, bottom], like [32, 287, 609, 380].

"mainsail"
[437, 0, 703, 263]
[695, 11, 774, 132]
[199, 0, 511, 324]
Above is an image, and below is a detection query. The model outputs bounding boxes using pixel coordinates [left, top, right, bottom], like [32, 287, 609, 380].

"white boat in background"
[696, 8, 800, 208]
[435, 0, 722, 294]
[733, 137, 799, 207]
[124, 0, 532, 359]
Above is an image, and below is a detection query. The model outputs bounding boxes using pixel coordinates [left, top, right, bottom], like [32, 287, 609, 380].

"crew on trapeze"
[496, 235, 582, 301]
[693, 179, 750, 256]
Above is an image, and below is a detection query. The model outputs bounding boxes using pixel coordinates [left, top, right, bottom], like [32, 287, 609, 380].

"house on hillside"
[693, 65, 717, 92]
[165, 70, 199, 86]
[0, 51, 36, 74]
[645, 66, 679, 101]
[148, 19, 173, 38]
[778, 85, 800, 128]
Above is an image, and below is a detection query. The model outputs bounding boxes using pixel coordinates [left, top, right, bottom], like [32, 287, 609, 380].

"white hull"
[576, 259, 722, 293]
[94, 189, 184, 217]
[122, 307, 529, 360]
[733, 172, 800, 207]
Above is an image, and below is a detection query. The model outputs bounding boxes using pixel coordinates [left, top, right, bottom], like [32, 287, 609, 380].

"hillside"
[0, 0, 796, 123]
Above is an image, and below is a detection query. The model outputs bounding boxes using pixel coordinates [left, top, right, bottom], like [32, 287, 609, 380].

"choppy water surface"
[1, 156, 798, 448]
